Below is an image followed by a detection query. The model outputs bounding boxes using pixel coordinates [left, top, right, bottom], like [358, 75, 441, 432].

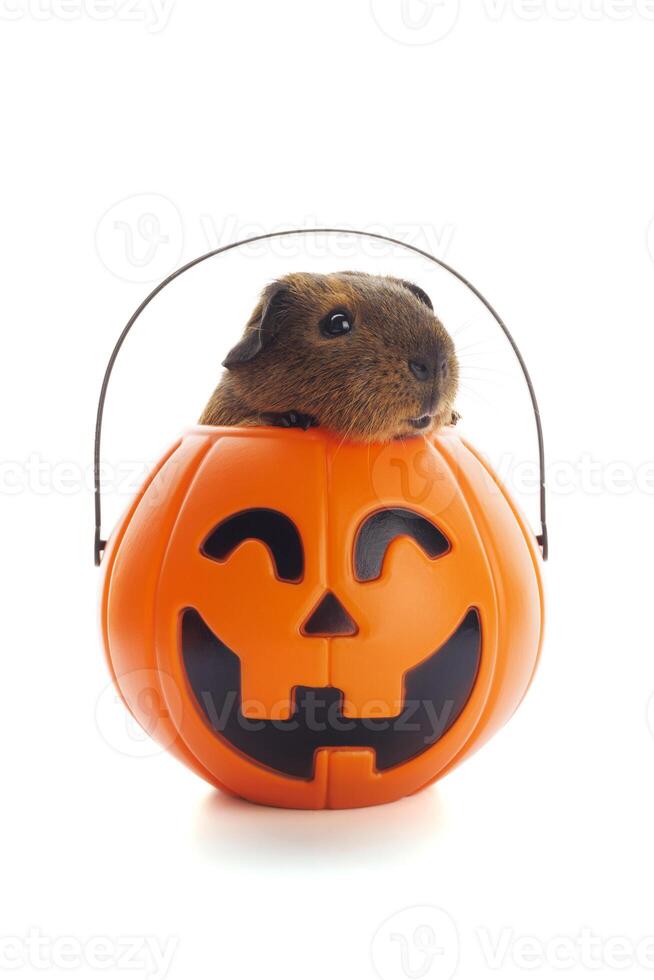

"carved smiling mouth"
[181, 608, 481, 779]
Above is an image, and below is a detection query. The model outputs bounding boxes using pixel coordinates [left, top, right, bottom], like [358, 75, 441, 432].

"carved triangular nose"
[301, 591, 358, 637]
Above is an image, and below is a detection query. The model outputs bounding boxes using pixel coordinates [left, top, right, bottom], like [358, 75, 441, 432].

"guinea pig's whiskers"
[457, 382, 495, 410]
[333, 406, 361, 456]
[457, 362, 513, 374]
[449, 316, 479, 338]
[459, 371, 506, 387]
[454, 339, 496, 357]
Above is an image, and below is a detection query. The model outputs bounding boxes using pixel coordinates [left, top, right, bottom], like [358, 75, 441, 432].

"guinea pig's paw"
[261, 411, 319, 431]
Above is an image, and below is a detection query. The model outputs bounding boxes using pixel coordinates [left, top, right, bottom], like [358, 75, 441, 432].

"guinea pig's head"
[222, 271, 459, 442]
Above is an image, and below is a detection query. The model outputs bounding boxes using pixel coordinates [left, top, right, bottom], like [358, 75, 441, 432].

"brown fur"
[199, 271, 459, 442]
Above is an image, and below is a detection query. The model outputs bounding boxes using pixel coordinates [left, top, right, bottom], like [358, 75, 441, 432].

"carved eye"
[354, 508, 450, 582]
[201, 508, 304, 583]
[320, 309, 353, 338]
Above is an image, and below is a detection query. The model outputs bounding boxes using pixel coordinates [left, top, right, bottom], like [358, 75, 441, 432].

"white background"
[2, 2, 654, 978]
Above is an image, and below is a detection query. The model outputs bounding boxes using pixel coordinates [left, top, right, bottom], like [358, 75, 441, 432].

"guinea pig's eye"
[320, 309, 353, 338]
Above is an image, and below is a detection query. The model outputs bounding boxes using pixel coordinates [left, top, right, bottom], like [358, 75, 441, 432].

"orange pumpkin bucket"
[94, 229, 547, 810]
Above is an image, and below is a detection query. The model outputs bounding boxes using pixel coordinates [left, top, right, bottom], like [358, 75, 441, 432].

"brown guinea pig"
[199, 271, 459, 442]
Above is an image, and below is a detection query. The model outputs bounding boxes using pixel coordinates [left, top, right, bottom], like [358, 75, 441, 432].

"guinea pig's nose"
[409, 358, 433, 382]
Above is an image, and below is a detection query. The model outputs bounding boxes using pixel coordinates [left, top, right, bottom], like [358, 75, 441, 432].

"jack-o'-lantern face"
[181, 506, 481, 778]
[103, 426, 543, 809]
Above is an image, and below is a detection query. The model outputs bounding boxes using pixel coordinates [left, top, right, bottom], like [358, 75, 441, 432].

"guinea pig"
[199, 271, 459, 442]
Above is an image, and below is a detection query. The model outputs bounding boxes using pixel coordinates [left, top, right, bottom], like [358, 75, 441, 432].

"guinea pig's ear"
[396, 279, 434, 312]
[222, 281, 289, 367]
